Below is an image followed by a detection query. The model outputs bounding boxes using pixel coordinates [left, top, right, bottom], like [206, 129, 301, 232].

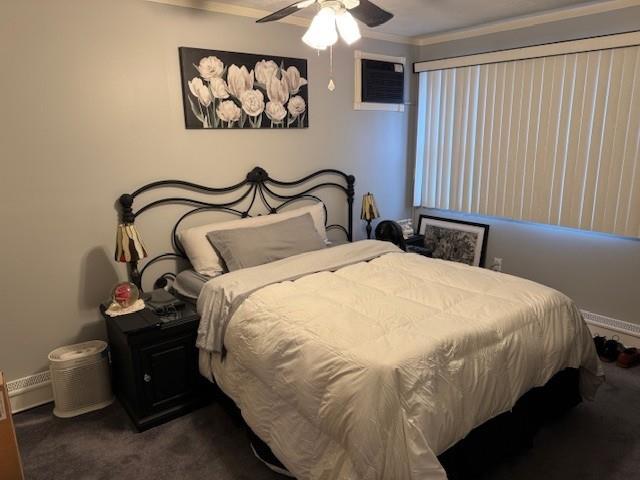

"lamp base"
[127, 262, 151, 301]
[366, 220, 373, 240]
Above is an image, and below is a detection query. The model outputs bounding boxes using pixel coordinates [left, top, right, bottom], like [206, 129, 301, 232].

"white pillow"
[178, 203, 328, 276]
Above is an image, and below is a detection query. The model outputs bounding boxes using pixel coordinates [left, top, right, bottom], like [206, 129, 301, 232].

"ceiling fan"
[257, 0, 394, 49]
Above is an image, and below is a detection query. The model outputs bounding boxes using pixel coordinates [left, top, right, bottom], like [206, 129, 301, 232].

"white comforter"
[197, 240, 603, 480]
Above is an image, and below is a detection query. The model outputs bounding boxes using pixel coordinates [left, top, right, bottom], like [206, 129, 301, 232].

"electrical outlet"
[492, 257, 503, 272]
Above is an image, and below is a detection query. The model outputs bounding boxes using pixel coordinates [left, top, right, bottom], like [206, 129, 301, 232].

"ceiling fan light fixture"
[336, 10, 361, 45]
[303, 7, 338, 50]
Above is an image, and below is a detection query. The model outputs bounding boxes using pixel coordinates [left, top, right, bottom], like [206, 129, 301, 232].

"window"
[414, 34, 640, 238]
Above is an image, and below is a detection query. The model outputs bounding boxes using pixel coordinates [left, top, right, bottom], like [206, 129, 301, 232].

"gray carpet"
[15, 363, 639, 480]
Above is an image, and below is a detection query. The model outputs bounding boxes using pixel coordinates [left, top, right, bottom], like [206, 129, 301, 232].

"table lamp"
[361, 192, 380, 239]
[115, 222, 148, 291]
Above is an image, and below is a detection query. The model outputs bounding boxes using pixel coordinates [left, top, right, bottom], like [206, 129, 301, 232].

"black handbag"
[374, 220, 407, 251]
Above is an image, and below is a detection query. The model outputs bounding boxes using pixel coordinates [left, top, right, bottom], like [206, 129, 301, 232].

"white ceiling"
[221, 0, 606, 38]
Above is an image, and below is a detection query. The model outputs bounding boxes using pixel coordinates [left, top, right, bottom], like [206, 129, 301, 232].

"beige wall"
[415, 11, 640, 326]
[0, 0, 416, 381]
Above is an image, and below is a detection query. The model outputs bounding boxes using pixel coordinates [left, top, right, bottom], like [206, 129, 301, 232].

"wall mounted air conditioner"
[354, 50, 406, 112]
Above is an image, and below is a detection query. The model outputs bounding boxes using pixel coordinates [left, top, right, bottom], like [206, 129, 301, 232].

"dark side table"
[101, 291, 212, 431]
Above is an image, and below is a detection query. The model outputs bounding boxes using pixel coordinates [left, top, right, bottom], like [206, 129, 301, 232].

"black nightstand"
[405, 234, 432, 257]
[102, 291, 212, 431]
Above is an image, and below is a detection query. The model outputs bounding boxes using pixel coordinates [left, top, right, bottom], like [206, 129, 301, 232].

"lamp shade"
[336, 11, 361, 45]
[115, 223, 148, 263]
[360, 192, 380, 221]
[302, 7, 338, 50]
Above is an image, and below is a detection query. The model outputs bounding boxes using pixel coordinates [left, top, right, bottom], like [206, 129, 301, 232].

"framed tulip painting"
[179, 47, 309, 130]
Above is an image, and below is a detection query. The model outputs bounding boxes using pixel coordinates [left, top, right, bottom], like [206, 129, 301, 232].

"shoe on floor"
[601, 338, 624, 363]
[593, 335, 607, 357]
[617, 348, 640, 368]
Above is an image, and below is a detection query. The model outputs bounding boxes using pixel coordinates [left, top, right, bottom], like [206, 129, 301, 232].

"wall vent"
[581, 310, 640, 338]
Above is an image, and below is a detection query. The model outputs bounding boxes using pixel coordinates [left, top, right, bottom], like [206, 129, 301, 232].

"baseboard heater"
[581, 310, 640, 339]
[6, 371, 53, 414]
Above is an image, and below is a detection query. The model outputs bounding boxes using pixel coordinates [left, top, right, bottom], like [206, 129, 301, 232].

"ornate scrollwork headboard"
[117, 166, 355, 289]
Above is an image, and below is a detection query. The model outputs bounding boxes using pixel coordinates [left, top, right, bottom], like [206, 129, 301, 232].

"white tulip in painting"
[266, 101, 287, 126]
[181, 48, 308, 129]
[217, 100, 241, 126]
[210, 78, 229, 99]
[196, 56, 224, 80]
[288, 95, 306, 116]
[286, 96, 307, 128]
[227, 65, 255, 99]
[266, 74, 290, 105]
[188, 77, 213, 106]
[240, 90, 265, 128]
[283, 66, 308, 95]
[255, 60, 279, 86]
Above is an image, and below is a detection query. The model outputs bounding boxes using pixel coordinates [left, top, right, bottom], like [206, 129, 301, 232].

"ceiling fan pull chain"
[328, 45, 336, 91]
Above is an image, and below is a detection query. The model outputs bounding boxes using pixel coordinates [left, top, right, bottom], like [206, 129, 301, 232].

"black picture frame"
[416, 215, 490, 267]
[179, 47, 309, 130]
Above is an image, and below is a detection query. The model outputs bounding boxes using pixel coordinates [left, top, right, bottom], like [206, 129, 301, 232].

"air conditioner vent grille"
[362, 59, 404, 104]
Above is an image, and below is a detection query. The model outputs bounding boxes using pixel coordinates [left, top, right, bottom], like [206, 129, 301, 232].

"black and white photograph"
[179, 47, 309, 130]
[417, 215, 489, 267]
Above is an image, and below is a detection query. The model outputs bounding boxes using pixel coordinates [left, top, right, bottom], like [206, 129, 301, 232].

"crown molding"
[145, 0, 417, 45]
[414, 0, 640, 47]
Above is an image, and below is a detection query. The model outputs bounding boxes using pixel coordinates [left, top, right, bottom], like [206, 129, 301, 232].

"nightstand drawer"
[138, 333, 198, 412]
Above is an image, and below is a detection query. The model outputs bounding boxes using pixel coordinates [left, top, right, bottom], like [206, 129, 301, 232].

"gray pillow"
[206, 213, 326, 271]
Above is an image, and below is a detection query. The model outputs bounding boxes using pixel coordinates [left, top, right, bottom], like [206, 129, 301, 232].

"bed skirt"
[438, 367, 581, 478]
[218, 367, 581, 479]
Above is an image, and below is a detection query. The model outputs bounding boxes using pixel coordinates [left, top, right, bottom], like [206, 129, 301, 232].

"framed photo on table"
[416, 215, 489, 267]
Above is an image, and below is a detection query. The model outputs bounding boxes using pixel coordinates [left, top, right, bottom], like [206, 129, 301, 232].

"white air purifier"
[48, 340, 114, 418]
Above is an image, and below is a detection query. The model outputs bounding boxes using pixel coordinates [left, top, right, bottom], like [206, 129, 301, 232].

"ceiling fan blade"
[349, 0, 393, 28]
[256, 1, 314, 23]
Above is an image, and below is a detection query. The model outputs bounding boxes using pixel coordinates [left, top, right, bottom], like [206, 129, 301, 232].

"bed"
[117, 167, 603, 480]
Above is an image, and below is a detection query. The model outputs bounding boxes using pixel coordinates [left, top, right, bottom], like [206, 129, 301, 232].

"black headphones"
[374, 220, 407, 251]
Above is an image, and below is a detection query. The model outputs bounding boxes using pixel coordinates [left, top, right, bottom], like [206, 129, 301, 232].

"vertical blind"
[414, 44, 640, 237]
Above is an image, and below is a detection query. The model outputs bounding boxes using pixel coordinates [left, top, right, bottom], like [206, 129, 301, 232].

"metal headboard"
[118, 166, 355, 289]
